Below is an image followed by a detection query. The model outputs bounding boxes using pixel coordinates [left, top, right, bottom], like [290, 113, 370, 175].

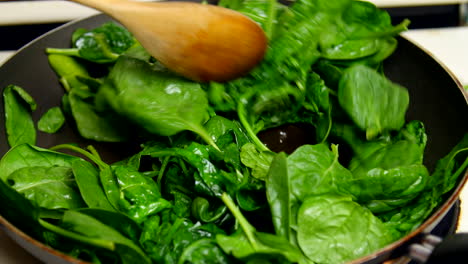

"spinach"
[3, 85, 36, 147]
[287, 144, 352, 202]
[0, 144, 79, 181]
[296, 194, 397, 263]
[96, 56, 217, 148]
[51, 144, 121, 211]
[0, 176, 42, 239]
[381, 134, 468, 234]
[7, 166, 85, 210]
[112, 165, 172, 224]
[38, 106, 65, 133]
[68, 89, 131, 142]
[140, 215, 227, 263]
[217, 193, 304, 263]
[265, 153, 290, 240]
[178, 238, 232, 264]
[71, 159, 115, 211]
[77, 208, 142, 243]
[240, 143, 274, 181]
[47, 23, 135, 63]
[333, 121, 430, 212]
[47, 54, 89, 92]
[338, 65, 409, 139]
[191, 197, 227, 223]
[40, 210, 151, 264]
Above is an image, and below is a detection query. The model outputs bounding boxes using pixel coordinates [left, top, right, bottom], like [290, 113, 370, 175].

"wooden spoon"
[70, 0, 268, 82]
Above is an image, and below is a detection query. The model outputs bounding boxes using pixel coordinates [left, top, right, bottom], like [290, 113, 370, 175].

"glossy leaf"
[113, 165, 172, 223]
[8, 166, 85, 210]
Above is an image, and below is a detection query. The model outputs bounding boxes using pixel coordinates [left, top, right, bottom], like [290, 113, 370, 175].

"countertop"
[0, 17, 468, 264]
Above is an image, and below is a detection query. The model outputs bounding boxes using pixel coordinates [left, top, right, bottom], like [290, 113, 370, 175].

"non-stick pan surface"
[0, 13, 467, 264]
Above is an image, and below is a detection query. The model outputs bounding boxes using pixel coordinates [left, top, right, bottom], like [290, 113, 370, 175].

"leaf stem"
[39, 219, 115, 250]
[220, 193, 259, 250]
[50, 144, 107, 169]
[46, 48, 80, 57]
[237, 101, 269, 152]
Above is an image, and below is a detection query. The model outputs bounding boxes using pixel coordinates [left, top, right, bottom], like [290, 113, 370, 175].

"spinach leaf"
[191, 197, 227, 223]
[96, 56, 217, 148]
[381, 134, 468, 234]
[3, 85, 36, 147]
[112, 165, 172, 224]
[149, 142, 235, 198]
[50, 144, 121, 211]
[38, 106, 65, 133]
[68, 89, 131, 142]
[296, 194, 396, 264]
[0, 144, 79, 181]
[7, 166, 85, 210]
[338, 65, 409, 139]
[287, 144, 352, 202]
[140, 215, 226, 263]
[178, 238, 232, 264]
[77, 208, 141, 243]
[47, 54, 90, 92]
[47, 23, 135, 63]
[265, 153, 290, 240]
[217, 193, 304, 263]
[429, 133, 468, 196]
[333, 121, 429, 212]
[0, 176, 42, 239]
[240, 143, 274, 181]
[40, 210, 151, 264]
[71, 159, 115, 211]
[347, 164, 429, 213]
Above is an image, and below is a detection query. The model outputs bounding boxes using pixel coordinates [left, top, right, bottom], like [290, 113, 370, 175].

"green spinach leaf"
[38, 106, 65, 133]
[47, 23, 135, 63]
[338, 65, 409, 139]
[96, 56, 216, 148]
[297, 194, 396, 264]
[8, 166, 85, 210]
[71, 159, 115, 211]
[3, 85, 36, 147]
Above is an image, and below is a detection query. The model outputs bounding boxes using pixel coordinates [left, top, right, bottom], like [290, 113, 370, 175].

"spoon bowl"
[71, 0, 268, 82]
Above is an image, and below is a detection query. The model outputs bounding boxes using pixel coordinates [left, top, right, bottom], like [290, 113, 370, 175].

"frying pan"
[0, 10, 467, 264]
